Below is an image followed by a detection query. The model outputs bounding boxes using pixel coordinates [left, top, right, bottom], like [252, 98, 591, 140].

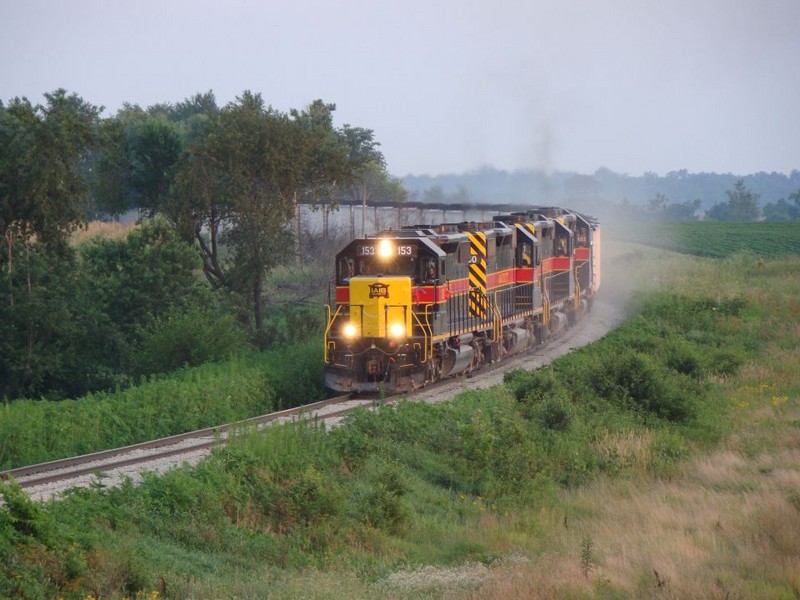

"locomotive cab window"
[356, 256, 417, 277]
[517, 242, 535, 267]
[555, 234, 572, 257]
[457, 242, 472, 264]
[421, 258, 439, 283]
[338, 257, 355, 283]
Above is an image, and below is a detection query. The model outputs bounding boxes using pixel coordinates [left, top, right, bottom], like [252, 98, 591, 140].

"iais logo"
[368, 283, 390, 299]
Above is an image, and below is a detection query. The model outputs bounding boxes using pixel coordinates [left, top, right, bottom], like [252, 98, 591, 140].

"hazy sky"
[2, 0, 799, 177]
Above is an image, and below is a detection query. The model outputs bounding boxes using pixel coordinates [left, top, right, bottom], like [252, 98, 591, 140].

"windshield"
[339, 255, 437, 284]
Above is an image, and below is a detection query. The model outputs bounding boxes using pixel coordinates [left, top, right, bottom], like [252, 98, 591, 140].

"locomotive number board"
[357, 244, 417, 258]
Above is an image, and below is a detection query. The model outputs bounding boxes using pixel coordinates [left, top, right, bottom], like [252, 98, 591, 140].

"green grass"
[2, 238, 799, 598]
[0, 338, 326, 470]
[606, 220, 800, 257]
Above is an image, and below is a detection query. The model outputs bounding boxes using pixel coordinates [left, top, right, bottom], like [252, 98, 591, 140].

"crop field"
[607, 221, 800, 258]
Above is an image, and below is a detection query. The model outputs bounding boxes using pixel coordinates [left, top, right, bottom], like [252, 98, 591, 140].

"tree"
[169, 94, 377, 331]
[761, 198, 797, 221]
[129, 115, 183, 214]
[423, 185, 446, 203]
[290, 102, 363, 262]
[663, 199, 701, 222]
[337, 123, 386, 237]
[762, 188, 800, 221]
[646, 193, 668, 214]
[447, 185, 472, 204]
[706, 179, 761, 221]
[80, 217, 210, 336]
[0, 90, 102, 398]
[88, 116, 135, 216]
[89, 95, 219, 218]
[333, 161, 406, 205]
[0, 217, 218, 400]
[168, 94, 302, 329]
[0, 90, 100, 268]
[564, 174, 602, 201]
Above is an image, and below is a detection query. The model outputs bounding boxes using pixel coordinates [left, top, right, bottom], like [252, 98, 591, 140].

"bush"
[263, 340, 327, 408]
[350, 458, 411, 534]
[663, 338, 705, 378]
[533, 396, 574, 431]
[132, 305, 246, 377]
[583, 348, 695, 423]
[706, 347, 748, 377]
[0, 480, 87, 597]
[255, 304, 324, 350]
[0, 359, 276, 469]
[504, 367, 565, 403]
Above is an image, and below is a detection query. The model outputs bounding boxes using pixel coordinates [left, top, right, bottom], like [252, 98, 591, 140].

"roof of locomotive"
[335, 206, 598, 259]
[336, 232, 447, 258]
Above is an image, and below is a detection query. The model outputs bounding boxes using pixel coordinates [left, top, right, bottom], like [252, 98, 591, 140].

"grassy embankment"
[1, 220, 329, 469]
[0, 342, 325, 470]
[1, 225, 799, 599]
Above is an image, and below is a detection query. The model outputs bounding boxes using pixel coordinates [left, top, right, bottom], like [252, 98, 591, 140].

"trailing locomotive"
[324, 207, 601, 394]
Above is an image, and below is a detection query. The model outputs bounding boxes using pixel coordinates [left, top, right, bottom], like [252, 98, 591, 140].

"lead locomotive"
[324, 207, 601, 394]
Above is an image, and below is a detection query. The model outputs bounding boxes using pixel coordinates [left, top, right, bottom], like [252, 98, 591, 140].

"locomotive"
[324, 206, 601, 394]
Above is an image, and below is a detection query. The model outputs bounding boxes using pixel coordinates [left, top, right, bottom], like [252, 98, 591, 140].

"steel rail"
[0, 394, 360, 491]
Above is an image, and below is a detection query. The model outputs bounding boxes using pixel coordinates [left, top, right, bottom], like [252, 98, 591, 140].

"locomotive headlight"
[343, 323, 358, 338]
[388, 322, 405, 338]
[378, 239, 393, 258]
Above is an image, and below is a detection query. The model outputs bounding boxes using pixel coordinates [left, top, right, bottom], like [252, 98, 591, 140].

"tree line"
[639, 179, 799, 222]
[404, 167, 800, 222]
[0, 89, 401, 401]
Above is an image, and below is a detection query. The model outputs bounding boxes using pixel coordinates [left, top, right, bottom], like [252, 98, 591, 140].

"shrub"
[584, 348, 695, 423]
[0, 359, 276, 469]
[504, 367, 565, 403]
[255, 304, 324, 350]
[132, 305, 246, 377]
[705, 347, 748, 377]
[651, 430, 689, 474]
[0, 480, 87, 596]
[262, 339, 327, 409]
[287, 466, 342, 527]
[663, 338, 705, 378]
[350, 458, 411, 534]
[533, 395, 574, 431]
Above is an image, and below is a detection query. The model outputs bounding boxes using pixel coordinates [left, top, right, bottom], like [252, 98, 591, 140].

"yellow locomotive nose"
[348, 276, 412, 338]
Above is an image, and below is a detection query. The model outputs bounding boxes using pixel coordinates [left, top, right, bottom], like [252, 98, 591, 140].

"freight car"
[324, 206, 601, 394]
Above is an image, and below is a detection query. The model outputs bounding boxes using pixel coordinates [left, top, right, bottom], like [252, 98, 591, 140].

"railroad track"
[0, 394, 380, 502]
[2, 297, 625, 503]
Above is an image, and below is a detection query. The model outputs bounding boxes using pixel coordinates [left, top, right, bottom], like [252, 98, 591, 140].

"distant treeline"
[402, 166, 800, 218]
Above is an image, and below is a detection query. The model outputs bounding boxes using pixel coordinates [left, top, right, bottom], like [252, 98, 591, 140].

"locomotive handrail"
[573, 262, 583, 309]
[541, 278, 551, 326]
[323, 304, 344, 363]
[489, 291, 503, 343]
[412, 304, 435, 363]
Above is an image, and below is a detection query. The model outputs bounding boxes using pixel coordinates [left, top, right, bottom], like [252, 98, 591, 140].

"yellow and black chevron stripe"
[467, 231, 488, 319]
[516, 222, 536, 236]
